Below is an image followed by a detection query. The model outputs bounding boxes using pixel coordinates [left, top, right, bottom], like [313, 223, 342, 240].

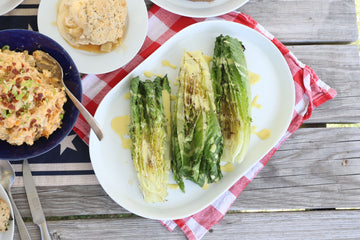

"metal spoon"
[32, 50, 104, 141]
[0, 160, 31, 240]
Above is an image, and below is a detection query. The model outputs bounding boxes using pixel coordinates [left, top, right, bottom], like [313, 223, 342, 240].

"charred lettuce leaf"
[212, 35, 252, 163]
[129, 75, 171, 202]
[172, 51, 223, 192]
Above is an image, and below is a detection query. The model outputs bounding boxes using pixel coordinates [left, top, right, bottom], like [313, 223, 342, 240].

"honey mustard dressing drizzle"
[124, 92, 130, 100]
[252, 126, 271, 140]
[221, 163, 234, 173]
[204, 55, 213, 65]
[143, 71, 163, 78]
[248, 71, 261, 85]
[111, 115, 131, 149]
[162, 90, 172, 147]
[202, 184, 210, 190]
[161, 60, 177, 69]
[251, 95, 262, 109]
[247, 71, 270, 140]
[168, 184, 179, 190]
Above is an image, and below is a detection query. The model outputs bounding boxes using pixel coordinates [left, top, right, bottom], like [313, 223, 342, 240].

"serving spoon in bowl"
[0, 160, 31, 240]
[33, 50, 104, 141]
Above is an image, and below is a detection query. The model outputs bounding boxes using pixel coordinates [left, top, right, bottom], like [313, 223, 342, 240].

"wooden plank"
[146, 0, 358, 43]
[233, 127, 360, 210]
[10, 185, 125, 217]
[10, 127, 360, 217]
[288, 45, 360, 123]
[205, 210, 360, 240]
[13, 210, 360, 240]
[240, 0, 358, 43]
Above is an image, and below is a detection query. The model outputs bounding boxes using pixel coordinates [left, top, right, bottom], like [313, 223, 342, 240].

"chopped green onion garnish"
[1, 45, 10, 51]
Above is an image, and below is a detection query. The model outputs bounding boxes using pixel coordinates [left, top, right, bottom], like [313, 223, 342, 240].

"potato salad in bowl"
[0, 48, 67, 146]
[0, 29, 82, 160]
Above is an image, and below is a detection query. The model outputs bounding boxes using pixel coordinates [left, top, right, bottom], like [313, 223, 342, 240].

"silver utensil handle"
[8, 192, 31, 240]
[39, 221, 51, 240]
[65, 88, 104, 141]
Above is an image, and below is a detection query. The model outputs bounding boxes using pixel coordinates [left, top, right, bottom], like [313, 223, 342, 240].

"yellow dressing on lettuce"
[221, 163, 234, 173]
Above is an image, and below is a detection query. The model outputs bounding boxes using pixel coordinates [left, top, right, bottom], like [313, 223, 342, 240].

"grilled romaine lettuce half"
[211, 35, 252, 163]
[129, 75, 171, 203]
[172, 50, 223, 192]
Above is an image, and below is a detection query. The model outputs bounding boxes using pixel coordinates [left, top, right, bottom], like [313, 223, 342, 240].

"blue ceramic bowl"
[0, 29, 82, 160]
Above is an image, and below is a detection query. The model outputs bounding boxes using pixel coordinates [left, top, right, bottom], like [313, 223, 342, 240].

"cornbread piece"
[0, 49, 67, 145]
[0, 199, 11, 232]
[57, 0, 128, 52]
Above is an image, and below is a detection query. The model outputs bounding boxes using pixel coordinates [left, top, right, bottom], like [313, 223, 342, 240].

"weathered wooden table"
[1, 0, 360, 239]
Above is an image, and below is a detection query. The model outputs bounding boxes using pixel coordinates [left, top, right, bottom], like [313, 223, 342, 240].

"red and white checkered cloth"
[73, 5, 337, 240]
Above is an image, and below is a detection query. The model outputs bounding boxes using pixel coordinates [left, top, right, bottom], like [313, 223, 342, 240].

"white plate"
[0, 0, 23, 15]
[37, 0, 148, 74]
[89, 20, 295, 220]
[0, 185, 14, 240]
[150, 0, 248, 18]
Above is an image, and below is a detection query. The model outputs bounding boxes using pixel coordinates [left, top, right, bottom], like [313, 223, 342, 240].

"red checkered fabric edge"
[73, 5, 337, 240]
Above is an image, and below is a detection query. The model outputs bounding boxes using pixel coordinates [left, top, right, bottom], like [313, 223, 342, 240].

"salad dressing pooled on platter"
[252, 126, 271, 140]
[248, 71, 261, 85]
[111, 115, 131, 149]
[251, 95, 262, 109]
[161, 60, 177, 69]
